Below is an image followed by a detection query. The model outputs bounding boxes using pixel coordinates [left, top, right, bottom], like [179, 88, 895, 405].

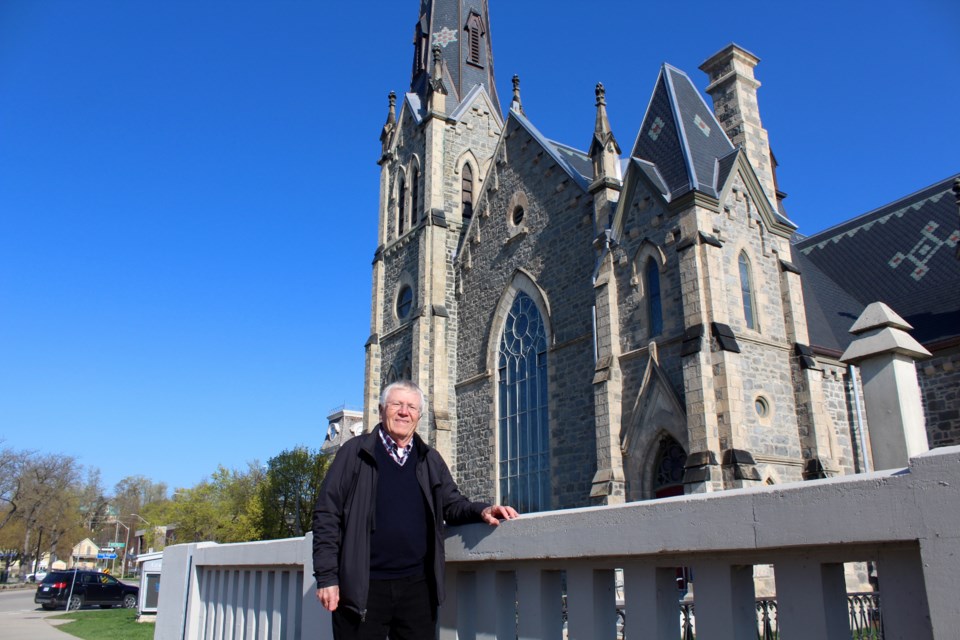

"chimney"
[700, 44, 777, 209]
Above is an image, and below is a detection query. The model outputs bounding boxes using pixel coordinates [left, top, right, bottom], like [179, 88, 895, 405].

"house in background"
[70, 538, 99, 569]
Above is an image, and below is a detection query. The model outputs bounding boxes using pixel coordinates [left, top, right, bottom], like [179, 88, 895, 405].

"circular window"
[396, 285, 413, 319]
[512, 206, 525, 226]
[755, 396, 770, 418]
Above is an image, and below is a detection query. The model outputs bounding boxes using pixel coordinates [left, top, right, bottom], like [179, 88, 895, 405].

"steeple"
[409, 0, 502, 117]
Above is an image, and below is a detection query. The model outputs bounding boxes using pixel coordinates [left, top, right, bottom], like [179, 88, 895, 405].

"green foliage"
[257, 447, 329, 540]
[51, 607, 154, 640]
[138, 461, 266, 546]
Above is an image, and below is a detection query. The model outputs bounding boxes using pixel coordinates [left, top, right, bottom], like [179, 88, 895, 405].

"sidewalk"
[2, 611, 74, 640]
[0, 586, 74, 640]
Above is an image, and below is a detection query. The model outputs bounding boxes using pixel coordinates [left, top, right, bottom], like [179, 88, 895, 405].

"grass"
[49, 608, 154, 640]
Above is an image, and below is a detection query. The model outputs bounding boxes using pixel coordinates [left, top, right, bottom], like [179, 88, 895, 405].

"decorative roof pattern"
[796, 174, 960, 349]
[631, 64, 735, 199]
[410, 0, 501, 118]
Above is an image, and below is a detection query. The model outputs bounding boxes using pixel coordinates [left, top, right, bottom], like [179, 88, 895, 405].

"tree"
[257, 447, 329, 540]
[16, 454, 82, 578]
[0, 442, 27, 532]
[210, 463, 264, 543]
[112, 475, 168, 521]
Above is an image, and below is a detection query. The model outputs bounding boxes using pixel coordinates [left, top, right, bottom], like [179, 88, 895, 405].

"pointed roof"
[631, 64, 735, 200]
[410, 0, 502, 117]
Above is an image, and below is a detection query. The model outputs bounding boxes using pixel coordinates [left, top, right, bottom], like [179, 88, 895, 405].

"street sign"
[108, 542, 125, 548]
[97, 552, 118, 560]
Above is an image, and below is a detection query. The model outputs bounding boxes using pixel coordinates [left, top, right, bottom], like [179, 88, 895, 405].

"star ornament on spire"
[432, 27, 457, 48]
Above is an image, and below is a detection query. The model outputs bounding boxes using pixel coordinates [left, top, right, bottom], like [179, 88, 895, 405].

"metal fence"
[667, 593, 883, 640]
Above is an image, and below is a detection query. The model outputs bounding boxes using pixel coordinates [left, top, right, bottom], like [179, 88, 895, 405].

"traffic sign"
[97, 552, 118, 560]
[108, 542, 125, 548]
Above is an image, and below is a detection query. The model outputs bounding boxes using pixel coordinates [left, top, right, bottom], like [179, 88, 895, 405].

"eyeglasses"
[384, 401, 421, 414]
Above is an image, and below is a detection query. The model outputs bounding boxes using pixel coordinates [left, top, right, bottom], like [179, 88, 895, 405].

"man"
[312, 380, 518, 639]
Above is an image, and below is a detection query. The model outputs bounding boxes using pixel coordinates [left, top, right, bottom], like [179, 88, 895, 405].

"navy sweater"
[369, 442, 428, 579]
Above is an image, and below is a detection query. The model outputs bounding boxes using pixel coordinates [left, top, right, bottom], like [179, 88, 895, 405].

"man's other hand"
[481, 504, 519, 525]
[317, 585, 340, 612]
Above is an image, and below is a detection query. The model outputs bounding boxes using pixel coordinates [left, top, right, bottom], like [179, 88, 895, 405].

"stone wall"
[455, 119, 598, 509]
[919, 344, 960, 448]
[816, 361, 862, 475]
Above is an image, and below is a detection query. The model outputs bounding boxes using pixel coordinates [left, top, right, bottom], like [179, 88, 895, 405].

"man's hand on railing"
[481, 504, 519, 526]
[316, 585, 339, 612]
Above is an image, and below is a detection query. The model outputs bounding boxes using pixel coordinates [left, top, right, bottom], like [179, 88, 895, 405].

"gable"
[716, 150, 797, 238]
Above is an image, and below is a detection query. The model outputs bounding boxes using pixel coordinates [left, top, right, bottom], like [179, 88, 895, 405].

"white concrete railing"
[155, 446, 960, 639]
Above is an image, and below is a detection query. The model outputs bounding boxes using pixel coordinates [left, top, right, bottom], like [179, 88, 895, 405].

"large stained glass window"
[498, 291, 550, 512]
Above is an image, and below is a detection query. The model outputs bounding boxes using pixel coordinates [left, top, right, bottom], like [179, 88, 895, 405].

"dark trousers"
[332, 574, 436, 640]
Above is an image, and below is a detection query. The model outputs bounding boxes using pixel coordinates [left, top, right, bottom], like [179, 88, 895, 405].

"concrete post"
[623, 563, 681, 639]
[877, 545, 933, 639]
[690, 561, 757, 640]
[516, 568, 563, 640]
[774, 558, 849, 640]
[566, 566, 616, 640]
[438, 568, 460, 640]
[840, 302, 931, 470]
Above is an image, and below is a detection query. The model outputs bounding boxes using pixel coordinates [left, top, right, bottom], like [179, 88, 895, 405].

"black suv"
[34, 570, 139, 610]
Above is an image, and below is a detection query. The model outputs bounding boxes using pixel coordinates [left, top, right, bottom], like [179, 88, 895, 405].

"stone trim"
[455, 369, 492, 389]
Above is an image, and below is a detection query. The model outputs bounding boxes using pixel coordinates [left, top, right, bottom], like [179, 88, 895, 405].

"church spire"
[409, 0, 502, 117]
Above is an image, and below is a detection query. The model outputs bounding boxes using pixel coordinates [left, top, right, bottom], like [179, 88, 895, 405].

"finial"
[429, 45, 447, 95]
[511, 74, 524, 114]
[380, 91, 397, 150]
[387, 91, 397, 126]
[593, 80, 613, 139]
[595, 82, 606, 107]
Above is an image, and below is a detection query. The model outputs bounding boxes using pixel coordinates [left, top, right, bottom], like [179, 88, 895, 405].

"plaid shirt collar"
[378, 428, 413, 466]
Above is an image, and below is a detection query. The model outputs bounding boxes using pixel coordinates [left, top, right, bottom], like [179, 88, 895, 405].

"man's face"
[380, 387, 422, 446]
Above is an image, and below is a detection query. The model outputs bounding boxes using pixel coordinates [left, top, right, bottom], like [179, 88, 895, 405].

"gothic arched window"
[738, 251, 757, 330]
[498, 291, 550, 512]
[410, 166, 420, 226]
[461, 164, 474, 219]
[653, 436, 687, 498]
[645, 259, 663, 336]
[397, 175, 407, 236]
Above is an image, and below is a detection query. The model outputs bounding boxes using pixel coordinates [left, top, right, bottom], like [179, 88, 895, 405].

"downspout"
[848, 364, 870, 473]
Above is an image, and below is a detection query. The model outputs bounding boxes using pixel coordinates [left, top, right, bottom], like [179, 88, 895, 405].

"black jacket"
[311, 425, 489, 618]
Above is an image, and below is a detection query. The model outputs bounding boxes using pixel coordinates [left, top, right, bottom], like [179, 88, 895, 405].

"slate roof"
[510, 109, 591, 192]
[795, 174, 960, 352]
[631, 64, 735, 200]
[411, 0, 502, 119]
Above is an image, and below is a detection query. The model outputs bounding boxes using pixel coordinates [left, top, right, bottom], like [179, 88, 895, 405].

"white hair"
[379, 380, 428, 415]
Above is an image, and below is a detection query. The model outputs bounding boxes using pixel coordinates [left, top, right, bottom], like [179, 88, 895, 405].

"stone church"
[355, 0, 960, 512]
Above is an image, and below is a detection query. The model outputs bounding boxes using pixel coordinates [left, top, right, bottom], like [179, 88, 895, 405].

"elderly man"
[312, 380, 518, 639]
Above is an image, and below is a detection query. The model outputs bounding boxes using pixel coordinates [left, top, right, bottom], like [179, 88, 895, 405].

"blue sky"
[1, 0, 957, 493]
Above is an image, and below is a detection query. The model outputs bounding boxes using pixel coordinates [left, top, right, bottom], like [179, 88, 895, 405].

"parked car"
[26, 570, 48, 583]
[34, 570, 138, 611]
